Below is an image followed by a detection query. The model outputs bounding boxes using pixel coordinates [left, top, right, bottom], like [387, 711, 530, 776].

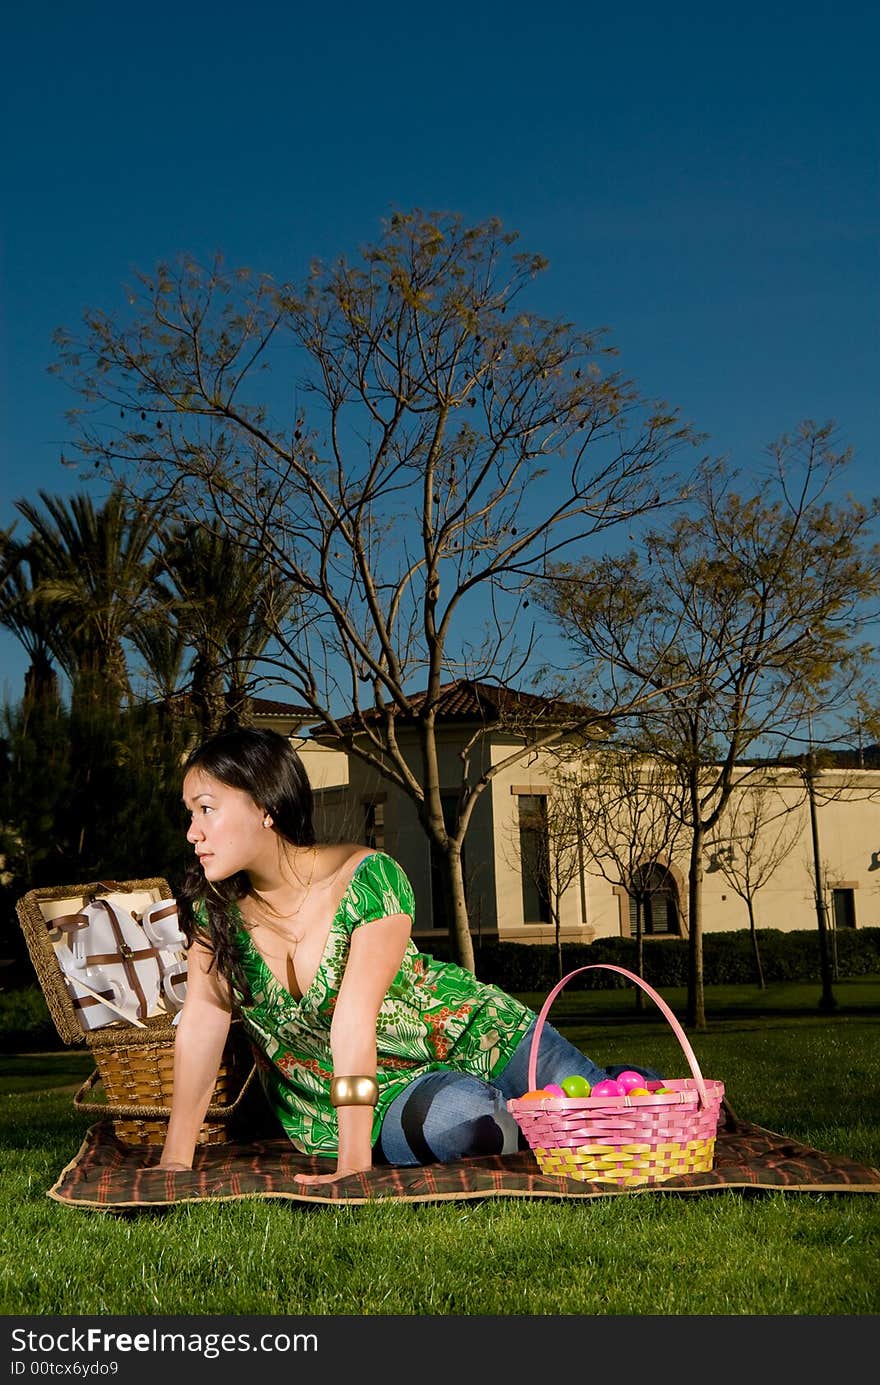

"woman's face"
[183, 767, 269, 881]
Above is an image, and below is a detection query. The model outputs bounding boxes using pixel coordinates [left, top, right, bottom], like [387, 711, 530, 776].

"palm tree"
[130, 609, 189, 704]
[154, 522, 298, 734]
[12, 488, 158, 708]
[0, 531, 61, 709]
[128, 605, 192, 738]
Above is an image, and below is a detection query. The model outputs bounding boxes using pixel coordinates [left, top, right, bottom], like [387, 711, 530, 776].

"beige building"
[255, 687, 880, 947]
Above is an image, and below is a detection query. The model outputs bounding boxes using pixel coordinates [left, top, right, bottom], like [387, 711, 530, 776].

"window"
[519, 794, 551, 925]
[628, 864, 680, 936]
[831, 888, 856, 929]
[363, 799, 385, 852]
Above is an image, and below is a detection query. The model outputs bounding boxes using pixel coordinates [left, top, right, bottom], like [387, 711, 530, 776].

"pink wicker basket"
[508, 963, 725, 1187]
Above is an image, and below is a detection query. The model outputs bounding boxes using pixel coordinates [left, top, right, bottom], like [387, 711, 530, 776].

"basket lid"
[15, 878, 176, 1046]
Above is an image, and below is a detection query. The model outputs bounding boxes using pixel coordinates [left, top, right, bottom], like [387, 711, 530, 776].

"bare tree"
[54, 208, 696, 971]
[570, 748, 686, 1009]
[542, 425, 880, 1025]
[706, 775, 803, 988]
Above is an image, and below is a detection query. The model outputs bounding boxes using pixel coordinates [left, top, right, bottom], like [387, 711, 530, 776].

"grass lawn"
[1, 978, 878, 1318]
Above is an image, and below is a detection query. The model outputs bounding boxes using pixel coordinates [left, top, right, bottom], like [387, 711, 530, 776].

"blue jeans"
[375, 1019, 663, 1166]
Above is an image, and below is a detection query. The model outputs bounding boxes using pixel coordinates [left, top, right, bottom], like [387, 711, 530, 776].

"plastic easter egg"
[627, 1087, 651, 1097]
[616, 1069, 649, 1093]
[590, 1078, 626, 1099]
[654, 1087, 675, 1094]
[543, 1083, 565, 1098]
[560, 1074, 591, 1098]
[520, 1089, 550, 1101]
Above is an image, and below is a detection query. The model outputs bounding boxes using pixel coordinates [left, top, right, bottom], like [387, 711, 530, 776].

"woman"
[159, 727, 658, 1183]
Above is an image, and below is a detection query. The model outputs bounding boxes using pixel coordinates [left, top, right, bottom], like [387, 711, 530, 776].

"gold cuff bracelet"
[330, 1075, 380, 1108]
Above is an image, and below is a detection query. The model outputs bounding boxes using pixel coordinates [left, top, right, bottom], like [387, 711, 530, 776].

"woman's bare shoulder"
[317, 842, 377, 882]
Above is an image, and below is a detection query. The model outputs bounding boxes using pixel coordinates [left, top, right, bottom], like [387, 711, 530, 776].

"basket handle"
[72, 1063, 258, 1118]
[527, 963, 709, 1106]
[72, 1068, 102, 1106]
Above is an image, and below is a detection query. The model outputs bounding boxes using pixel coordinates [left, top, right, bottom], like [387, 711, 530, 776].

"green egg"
[560, 1074, 591, 1098]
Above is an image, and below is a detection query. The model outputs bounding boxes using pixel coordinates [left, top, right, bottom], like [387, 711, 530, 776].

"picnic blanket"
[48, 1102, 880, 1209]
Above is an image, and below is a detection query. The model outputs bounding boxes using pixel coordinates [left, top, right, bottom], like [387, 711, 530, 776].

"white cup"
[162, 961, 188, 1012]
[142, 900, 186, 949]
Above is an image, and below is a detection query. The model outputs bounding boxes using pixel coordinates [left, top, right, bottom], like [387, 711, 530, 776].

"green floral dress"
[217, 851, 534, 1155]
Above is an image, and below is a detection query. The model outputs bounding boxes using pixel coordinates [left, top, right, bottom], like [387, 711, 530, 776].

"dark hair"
[179, 727, 317, 1002]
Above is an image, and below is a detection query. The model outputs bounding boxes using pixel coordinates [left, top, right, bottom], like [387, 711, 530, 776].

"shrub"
[471, 927, 880, 991]
[0, 984, 58, 1052]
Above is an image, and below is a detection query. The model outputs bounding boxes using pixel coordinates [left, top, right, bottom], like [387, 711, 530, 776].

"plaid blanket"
[48, 1104, 880, 1208]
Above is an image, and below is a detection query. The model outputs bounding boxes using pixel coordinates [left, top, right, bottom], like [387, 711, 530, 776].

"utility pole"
[806, 714, 837, 1012]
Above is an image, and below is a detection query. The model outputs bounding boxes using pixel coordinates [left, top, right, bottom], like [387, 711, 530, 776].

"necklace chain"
[249, 846, 318, 938]
[288, 845, 318, 916]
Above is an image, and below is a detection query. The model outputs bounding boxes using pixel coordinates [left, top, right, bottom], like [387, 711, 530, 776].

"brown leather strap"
[148, 903, 178, 923]
[51, 915, 159, 964]
[86, 947, 161, 964]
[50, 912, 90, 938]
[71, 992, 113, 1010]
[89, 899, 150, 1021]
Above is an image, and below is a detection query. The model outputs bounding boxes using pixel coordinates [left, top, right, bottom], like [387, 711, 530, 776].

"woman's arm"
[158, 936, 232, 1170]
[294, 910, 412, 1184]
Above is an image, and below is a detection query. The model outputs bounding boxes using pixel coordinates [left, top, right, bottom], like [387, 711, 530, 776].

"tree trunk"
[191, 659, 227, 737]
[418, 715, 475, 972]
[746, 897, 766, 989]
[634, 895, 645, 1012]
[71, 646, 127, 714]
[687, 825, 707, 1030]
[23, 652, 59, 710]
[806, 762, 837, 1013]
[224, 672, 252, 730]
[551, 901, 563, 984]
[444, 842, 475, 974]
[105, 639, 131, 706]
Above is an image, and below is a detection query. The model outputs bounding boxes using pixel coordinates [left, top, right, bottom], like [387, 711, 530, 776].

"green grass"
[1, 981, 879, 1317]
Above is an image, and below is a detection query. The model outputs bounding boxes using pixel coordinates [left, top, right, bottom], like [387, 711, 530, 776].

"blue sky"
[2, 0, 878, 702]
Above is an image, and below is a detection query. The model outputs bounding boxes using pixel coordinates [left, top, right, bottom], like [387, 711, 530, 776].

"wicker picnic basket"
[70, 1023, 256, 1146]
[508, 963, 725, 1187]
[15, 877, 256, 1146]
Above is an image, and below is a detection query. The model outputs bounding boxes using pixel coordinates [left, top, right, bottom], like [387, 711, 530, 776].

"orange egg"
[627, 1087, 651, 1096]
[520, 1089, 550, 1101]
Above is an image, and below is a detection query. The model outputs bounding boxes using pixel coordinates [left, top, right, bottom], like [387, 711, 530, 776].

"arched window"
[628, 863, 681, 936]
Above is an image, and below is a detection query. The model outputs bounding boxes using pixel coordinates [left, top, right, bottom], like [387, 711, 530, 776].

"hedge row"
[3, 926, 879, 1050]
[468, 927, 880, 993]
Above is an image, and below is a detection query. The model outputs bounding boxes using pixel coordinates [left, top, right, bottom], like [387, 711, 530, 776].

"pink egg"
[590, 1078, 626, 1098]
[543, 1083, 565, 1098]
[616, 1069, 649, 1094]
